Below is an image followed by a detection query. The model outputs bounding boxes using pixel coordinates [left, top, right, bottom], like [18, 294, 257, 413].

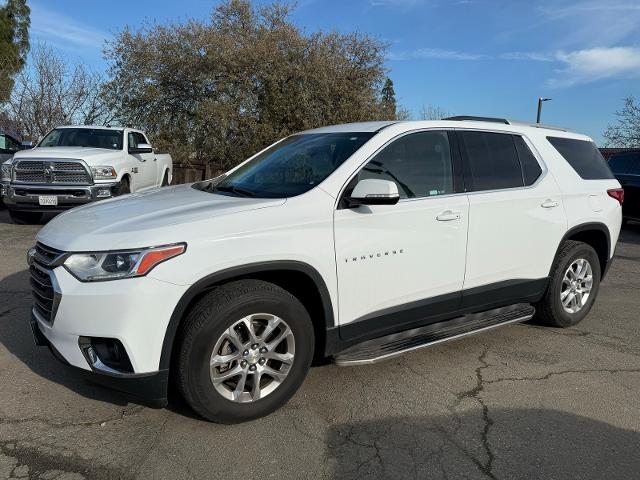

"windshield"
[199, 132, 375, 198]
[39, 128, 123, 150]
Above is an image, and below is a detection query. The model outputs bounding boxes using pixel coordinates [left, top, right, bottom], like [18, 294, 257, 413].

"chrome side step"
[333, 304, 534, 366]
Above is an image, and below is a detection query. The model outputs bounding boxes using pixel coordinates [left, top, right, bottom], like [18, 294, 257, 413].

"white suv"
[28, 117, 623, 423]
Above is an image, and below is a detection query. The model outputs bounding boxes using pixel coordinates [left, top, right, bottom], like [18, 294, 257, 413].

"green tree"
[604, 96, 640, 147]
[380, 77, 396, 120]
[104, 0, 390, 172]
[0, 0, 30, 103]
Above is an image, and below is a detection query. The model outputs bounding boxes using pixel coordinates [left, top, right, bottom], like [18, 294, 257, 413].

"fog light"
[86, 346, 98, 364]
[96, 188, 111, 198]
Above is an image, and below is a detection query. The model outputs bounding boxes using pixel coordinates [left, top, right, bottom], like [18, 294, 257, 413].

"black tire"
[534, 240, 601, 328]
[175, 279, 315, 423]
[161, 170, 169, 187]
[9, 210, 43, 225]
[114, 176, 131, 196]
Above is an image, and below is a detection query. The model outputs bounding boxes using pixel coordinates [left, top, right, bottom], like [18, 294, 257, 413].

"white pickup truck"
[0, 125, 172, 224]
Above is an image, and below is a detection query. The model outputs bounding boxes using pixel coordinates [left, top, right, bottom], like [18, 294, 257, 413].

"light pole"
[536, 97, 552, 123]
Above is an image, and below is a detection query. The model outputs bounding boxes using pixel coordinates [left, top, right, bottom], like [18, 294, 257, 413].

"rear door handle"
[541, 199, 559, 208]
[436, 210, 462, 221]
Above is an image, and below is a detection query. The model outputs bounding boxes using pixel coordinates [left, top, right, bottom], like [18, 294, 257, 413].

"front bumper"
[29, 264, 189, 405]
[30, 311, 169, 406]
[1, 182, 119, 212]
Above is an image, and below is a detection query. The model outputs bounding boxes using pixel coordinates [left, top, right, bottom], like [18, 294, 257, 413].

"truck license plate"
[38, 195, 58, 206]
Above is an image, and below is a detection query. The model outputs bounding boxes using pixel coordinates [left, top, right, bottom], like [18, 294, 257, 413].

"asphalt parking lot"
[1, 209, 639, 480]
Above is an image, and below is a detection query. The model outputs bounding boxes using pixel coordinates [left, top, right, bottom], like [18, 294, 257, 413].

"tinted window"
[461, 131, 523, 191]
[357, 131, 454, 199]
[547, 137, 614, 180]
[134, 132, 148, 145]
[608, 153, 640, 175]
[208, 133, 374, 198]
[514, 135, 542, 185]
[0, 134, 20, 153]
[40, 128, 123, 150]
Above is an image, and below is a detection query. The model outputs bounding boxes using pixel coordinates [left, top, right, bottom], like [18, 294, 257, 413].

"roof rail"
[509, 120, 568, 132]
[444, 115, 510, 125]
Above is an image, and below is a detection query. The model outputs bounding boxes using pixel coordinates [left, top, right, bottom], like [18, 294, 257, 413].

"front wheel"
[176, 279, 314, 423]
[113, 177, 131, 196]
[9, 210, 43, 225]
[534, 240, 601, 327]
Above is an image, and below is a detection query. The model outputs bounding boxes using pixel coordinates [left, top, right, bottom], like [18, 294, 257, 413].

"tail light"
[607, 188, 624, 205]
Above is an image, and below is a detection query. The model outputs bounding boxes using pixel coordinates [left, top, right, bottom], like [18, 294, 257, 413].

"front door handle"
[436, 210, 462, 221]
[541, 199, 559, 208]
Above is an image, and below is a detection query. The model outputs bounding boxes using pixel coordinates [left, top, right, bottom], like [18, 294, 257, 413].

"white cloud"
[538, 1, 640, 48]
[388, 48, 487, 61]
[30, 3, 110, 51]
[389, 44, 640, 88]
[549, 46, 640, 87]
[498, 52, 555, 62]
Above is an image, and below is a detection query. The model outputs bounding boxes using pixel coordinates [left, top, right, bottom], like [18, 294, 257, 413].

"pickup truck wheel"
[176, 279, 314, 423]
[534, 240, 601, 328]
[114, 177, 130, 196]
[9, 210, 43, 225]
[161, 170, 169, 187]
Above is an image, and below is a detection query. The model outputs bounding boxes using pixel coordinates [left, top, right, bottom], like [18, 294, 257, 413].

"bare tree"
[603, 96, 640, 148]
[6, 44, 112, 140]
[419, 104, 451, 120]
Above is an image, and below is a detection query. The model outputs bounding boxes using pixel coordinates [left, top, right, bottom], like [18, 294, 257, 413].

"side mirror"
[129, 143, 153, 154]
[20, 140, 33, 150]
[346, 179, 400, 207]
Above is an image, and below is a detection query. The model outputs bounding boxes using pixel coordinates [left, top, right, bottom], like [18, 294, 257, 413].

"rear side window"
[460, 131, 523, 191]
[513, 136, 542, 185]
[608, 153, 640, 175]
[547, 137, 614, 180]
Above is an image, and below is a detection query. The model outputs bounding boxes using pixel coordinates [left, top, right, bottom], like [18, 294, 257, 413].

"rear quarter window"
[547, 136, 614, 180]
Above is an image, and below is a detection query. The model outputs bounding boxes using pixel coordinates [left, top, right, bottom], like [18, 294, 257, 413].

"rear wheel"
[176, 279, 314, 423]
[9, 210, 43, 225]
[534, 240, 601, 327]
[161, 170, 170, 187]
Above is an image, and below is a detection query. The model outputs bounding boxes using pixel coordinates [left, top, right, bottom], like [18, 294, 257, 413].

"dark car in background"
[608, 150, 640, 224]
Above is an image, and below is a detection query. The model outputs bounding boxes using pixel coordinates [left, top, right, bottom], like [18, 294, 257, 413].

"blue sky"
[27, 0, 640, 145]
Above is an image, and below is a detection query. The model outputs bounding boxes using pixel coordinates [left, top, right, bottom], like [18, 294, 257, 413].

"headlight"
[63, 243, 186, 282]
[1, 163, 11, 182]
[91, 166, 117, 180]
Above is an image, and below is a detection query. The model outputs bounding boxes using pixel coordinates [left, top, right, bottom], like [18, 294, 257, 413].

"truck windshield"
[39, 128, 123, 150]
[201, 132, 375, 198]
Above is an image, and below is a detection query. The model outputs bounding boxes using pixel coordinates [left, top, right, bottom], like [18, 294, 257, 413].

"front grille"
[34, 243, 64, 266]
[30, 243, 65, 324]
[30, 264, 55, 321]
[14, 160, 91, 185]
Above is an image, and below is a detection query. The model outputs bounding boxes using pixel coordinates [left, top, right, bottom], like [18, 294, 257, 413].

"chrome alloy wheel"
[560, 258, 593, 314]
[209, 313, 295, 403]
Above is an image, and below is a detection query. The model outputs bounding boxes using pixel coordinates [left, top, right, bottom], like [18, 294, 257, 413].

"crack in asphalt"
[0, 405, 145, 479]
[485, 367, 640, 385]
[0, 405, 145, 429]
[0, 439, 131, 480]
[455, 346, 497, 480]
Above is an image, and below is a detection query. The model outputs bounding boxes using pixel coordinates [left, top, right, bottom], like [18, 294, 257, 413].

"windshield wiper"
[212, 185, 256, 197]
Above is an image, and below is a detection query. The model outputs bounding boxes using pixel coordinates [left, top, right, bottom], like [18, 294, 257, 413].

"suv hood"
[13, 147, 120, 163]
[37, 184, 285, 251]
